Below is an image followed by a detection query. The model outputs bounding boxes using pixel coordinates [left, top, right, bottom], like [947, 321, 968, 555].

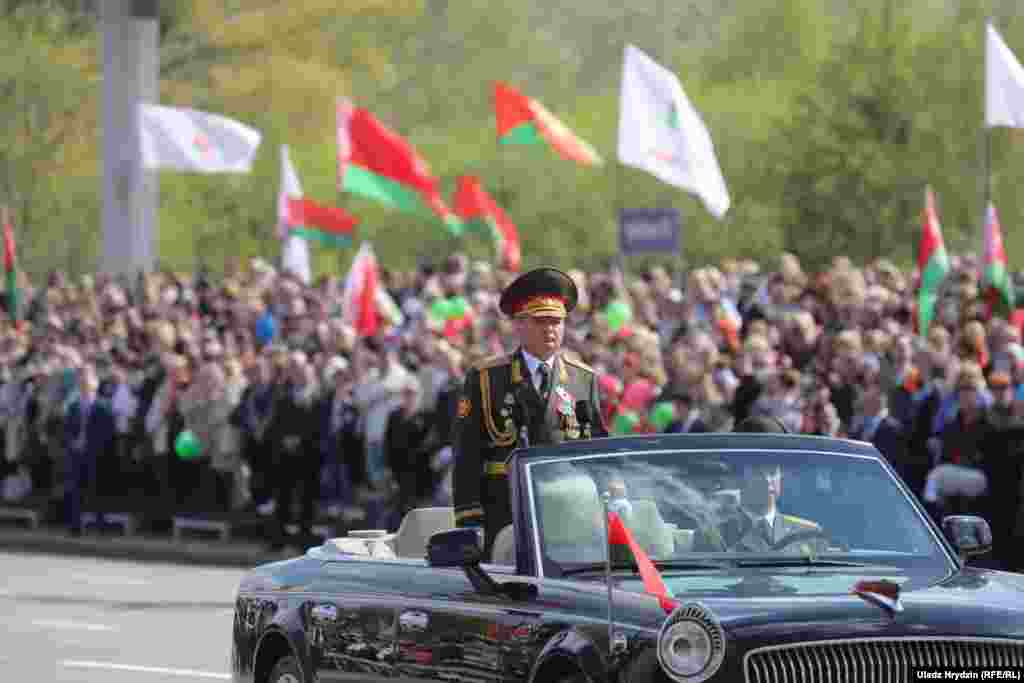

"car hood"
[667, 567, 1024, 639]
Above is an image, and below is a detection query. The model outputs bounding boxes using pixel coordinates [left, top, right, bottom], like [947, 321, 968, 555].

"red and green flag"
[286, 197, 358, 248]
[917, 186, 951, 335]
[2, 207, 18, 325]
[453, 175, 522, 272]
[607, 511, 677, 614]
[982, 202, 1015, 317]
[336, 98, 463, 236]
[493, 81, 603, 166]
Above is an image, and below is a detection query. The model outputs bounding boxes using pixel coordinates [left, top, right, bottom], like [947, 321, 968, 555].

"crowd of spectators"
[0, 251, 1023, 565]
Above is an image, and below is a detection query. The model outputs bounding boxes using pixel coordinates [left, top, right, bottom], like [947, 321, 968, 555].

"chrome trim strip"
[523, 447, 957, 578]
[743, 636, 1024, 683]
[239, 589, 658, 634]
[525, 463, 544, 580]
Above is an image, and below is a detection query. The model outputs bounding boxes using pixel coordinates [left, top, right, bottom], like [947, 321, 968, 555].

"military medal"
[555, 387, 574, 416]
[504, 393, 515, 406]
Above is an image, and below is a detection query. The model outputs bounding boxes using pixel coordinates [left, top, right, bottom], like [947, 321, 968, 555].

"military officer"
[453, 267, 608, 554]
[704, 460, 827, 553]
[695, 415, 826, 553]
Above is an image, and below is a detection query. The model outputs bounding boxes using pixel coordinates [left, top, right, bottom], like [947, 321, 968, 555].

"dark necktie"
[537, 363, 550, 401]
[758, 517, 773, 545]
[77, 401, 92, 451]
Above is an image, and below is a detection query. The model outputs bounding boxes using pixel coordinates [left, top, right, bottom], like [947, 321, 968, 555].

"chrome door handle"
[311, 603, 338, 623]
[399, 610, 429, 632]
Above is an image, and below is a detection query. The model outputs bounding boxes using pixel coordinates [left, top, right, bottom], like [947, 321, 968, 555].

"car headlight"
[656, 603, 726, 683]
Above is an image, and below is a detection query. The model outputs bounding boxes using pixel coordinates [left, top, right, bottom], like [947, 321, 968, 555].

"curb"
[0, 529, 294, 569]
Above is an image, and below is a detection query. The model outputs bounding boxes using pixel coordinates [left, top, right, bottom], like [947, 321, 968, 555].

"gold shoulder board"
[474, 353, 512, 371]
[561, 351, 595, 374]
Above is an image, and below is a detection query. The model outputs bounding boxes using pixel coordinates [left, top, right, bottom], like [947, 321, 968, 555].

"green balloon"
[175, 429, 202, 460]
[430, 298, 451, 321]
[613, 411, 640, 435]
[449, 296, 468, 319]
[605, 300, 632, 332]
[650, 401, 676, 430]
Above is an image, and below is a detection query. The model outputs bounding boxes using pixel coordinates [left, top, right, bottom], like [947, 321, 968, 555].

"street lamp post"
[101, 0, 159, 277]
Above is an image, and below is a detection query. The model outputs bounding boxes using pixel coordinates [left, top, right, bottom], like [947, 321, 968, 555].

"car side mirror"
[942, 515, 992, 560]
[427, 528, 484, 568]
[426, 528, 537, 601]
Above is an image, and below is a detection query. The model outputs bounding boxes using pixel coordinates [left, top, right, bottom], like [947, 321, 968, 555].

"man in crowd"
[267, 352, 319, 552]
[63, 365, 116, 536]
[316, 357, 362, 521]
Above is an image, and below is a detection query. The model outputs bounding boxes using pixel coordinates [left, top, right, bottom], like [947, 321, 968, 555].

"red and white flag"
[277, 144, 311, 283]
[341, 242, 380, 338]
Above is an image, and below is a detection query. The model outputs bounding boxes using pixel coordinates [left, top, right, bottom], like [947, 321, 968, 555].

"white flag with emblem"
[617, 44, 730, 219]
[986, 23, 1024, 128]
[139, 104, 262, 173]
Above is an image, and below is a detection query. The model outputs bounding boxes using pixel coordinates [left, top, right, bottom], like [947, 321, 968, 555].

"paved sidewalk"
[0, 525, 310, 568]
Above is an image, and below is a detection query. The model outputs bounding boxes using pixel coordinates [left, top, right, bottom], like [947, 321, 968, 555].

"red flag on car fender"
[608, 511, 677, 614]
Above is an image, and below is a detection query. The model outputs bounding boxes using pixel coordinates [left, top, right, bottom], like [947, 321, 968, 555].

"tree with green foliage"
[2, 0, 1024, 281]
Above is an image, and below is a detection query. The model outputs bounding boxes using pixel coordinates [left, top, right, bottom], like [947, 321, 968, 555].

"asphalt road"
[0, 551, 245, 682]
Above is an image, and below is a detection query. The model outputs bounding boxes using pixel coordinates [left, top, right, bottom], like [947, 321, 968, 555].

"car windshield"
[526, 449, 953, 578]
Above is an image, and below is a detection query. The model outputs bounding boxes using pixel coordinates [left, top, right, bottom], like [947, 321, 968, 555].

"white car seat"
[535, 470, 606, 564]
[389, 507, 455, 559]
[491, 524, 515, 565]
[628, 499, 675, 558]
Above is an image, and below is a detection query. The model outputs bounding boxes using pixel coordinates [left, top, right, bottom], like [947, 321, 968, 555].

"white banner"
[986, 23, 1024, 128]
[617, 45, 730, 219]
[139, 104, 262, 173]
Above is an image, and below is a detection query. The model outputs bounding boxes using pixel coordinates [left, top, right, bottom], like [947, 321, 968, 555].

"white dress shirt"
[521, 350, 554, 394]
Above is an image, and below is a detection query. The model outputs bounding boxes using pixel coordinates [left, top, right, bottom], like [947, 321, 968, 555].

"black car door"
[309, 563, 396, 682]
[391, 564, 521, 683]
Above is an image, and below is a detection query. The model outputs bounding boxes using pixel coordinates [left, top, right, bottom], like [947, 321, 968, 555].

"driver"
[716, 461, 825, 552]
[694, 416, 826, 552]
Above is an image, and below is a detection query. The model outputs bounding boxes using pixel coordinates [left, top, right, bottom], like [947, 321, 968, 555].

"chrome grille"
[745, 638, 1024, 683]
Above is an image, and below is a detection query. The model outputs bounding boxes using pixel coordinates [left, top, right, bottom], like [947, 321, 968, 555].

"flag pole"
[983, 16, 994, 258]
[984, 126, 993, 229]
[2, 204, 9, 325]
[494, 86, 507, 271]
[497, 142, 507, 271]
[614, 161, 625, 277]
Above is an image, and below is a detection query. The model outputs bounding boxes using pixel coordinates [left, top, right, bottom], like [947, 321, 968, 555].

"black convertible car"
[231, 433, 1024, 683]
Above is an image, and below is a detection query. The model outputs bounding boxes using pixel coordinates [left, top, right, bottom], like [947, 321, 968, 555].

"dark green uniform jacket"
[452, 348, 607, 551]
